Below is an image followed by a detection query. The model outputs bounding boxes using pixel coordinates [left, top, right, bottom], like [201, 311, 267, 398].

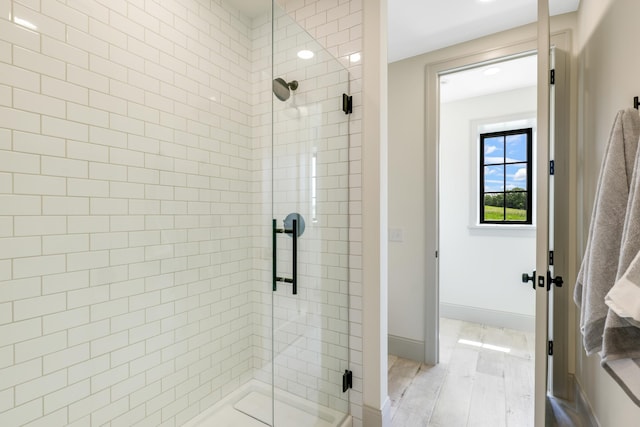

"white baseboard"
[573, 375, 601, 427]
[362, 397, 391, 427]
[440, 302, 535, 332]
[388, 335, 424, 363]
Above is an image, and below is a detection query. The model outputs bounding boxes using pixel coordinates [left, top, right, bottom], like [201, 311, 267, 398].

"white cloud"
[513, 167, 527, 181]
[485, 146, 497, 155]
[485, 156, 503, 164]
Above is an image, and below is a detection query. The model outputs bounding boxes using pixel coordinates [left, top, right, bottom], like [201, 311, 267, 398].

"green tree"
[484, 193, 504, 207]
[505, 188, 526, 210]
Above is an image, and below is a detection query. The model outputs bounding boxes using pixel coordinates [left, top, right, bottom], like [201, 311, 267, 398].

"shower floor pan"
[182, 380, 352, 427]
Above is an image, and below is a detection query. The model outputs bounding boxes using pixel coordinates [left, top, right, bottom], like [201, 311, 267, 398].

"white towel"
[606, 250, 640, 327]
[600, 109, 640, 405]
[574, 108, 640, 355]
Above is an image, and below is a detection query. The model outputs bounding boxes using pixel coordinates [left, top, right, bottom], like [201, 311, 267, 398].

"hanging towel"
[601, 118, 640, 405]
[574, 108, 640, 355]
[606, 250, 640, 327]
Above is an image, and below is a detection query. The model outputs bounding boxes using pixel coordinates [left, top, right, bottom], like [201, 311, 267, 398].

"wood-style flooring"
[389, 318, 535, 427]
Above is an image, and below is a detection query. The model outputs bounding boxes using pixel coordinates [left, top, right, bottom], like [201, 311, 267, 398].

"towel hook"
[634, 96, 639, 110]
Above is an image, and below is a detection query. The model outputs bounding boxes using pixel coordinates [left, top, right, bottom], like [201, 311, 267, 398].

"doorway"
[391, 53, 540, 427]
[438, 53, 538, 333]
[439, 53, 537, 426]
[415, 31, 572, 425]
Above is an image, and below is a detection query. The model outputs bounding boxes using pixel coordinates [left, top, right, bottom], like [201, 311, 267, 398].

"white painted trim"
[388, 335, 425, 362]
[362, 397, 391, 427]
[440, 303, 535, 332]
[362, 0, 389, 418]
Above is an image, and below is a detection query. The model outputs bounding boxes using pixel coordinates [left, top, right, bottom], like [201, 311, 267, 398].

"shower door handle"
[272, 219, 297, 295]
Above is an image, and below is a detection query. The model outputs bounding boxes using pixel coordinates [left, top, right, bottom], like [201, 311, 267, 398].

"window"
[480, 128, 532, 224]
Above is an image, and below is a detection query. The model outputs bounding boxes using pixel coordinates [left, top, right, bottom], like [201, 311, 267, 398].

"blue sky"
[484, 133, 528, 192]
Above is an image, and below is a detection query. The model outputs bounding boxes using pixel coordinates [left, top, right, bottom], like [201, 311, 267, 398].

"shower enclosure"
[185, 2, 352, 426]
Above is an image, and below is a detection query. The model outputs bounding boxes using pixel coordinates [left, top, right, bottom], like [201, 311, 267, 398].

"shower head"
[273, 77, 298, 101]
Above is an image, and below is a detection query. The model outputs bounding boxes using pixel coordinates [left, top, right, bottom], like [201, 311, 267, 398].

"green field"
[484, 205, 527, 221]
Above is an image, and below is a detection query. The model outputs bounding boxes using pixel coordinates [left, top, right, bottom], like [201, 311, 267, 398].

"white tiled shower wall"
[0, 0, 256, 425]
[0, 0, 364, 425]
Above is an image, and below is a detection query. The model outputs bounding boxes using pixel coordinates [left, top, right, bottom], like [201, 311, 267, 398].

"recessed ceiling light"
[350, 53, 361, 63]
[483, 67, 501, 76]
[297, 50, 314, 60]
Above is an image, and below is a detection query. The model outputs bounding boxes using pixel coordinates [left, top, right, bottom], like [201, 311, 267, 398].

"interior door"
[533, 31, 572, 427]
[271, 4, 351, 426]
[549, 44, 570, 400]
[534, 0, 550, 425]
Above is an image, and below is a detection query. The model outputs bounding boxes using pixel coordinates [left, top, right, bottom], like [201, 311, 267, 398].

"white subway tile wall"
[0, 0, 363, 425]
[0, 0, 255, 425]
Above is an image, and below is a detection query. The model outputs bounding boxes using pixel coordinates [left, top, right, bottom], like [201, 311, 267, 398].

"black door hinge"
[550, 160, 555, 175]
[549, 250, 554, 266]
[342, 370, 353, 392]
[548, 340, 554, 356]
[342, 94, 353, 115]
[550, 69, 555, 85]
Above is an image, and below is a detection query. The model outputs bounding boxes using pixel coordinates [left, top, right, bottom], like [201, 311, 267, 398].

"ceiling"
[233, 0, 579, 103]
[440, 54, 537, 103]
[236, 1, 580, 62]
[388, 0, 580, 62]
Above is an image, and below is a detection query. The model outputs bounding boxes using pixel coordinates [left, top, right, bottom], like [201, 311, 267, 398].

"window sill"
[467, 223, 537, 235]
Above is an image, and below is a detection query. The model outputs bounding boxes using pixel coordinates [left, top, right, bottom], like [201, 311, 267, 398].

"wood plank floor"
[389, 318, 535, 427]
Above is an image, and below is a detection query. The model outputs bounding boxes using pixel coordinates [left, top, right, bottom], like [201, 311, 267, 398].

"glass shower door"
[270, 4, 351, 426]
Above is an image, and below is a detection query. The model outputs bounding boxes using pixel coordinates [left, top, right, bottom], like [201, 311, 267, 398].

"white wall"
[575, 0, 640, 424]
[439, 87, 536, 323]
